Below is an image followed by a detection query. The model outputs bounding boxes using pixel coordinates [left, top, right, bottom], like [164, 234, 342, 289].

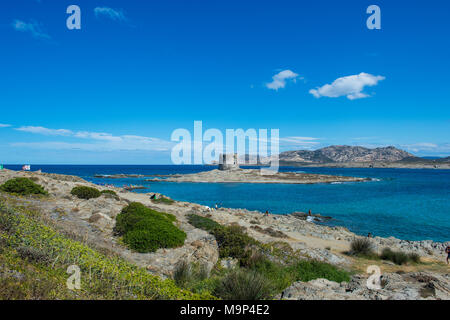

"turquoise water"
[4, 165, 450, 242]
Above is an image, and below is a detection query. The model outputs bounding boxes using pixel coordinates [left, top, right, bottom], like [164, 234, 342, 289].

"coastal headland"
[0, 168, 449, 300]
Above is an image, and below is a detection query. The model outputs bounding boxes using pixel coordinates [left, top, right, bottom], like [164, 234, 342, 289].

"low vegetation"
[185, 214, 351, 299]
[348, 238, 421, 265]
[173, 260, 209, 289]
[151, 197, 175, 205]
[114, 202, 185, 253]
[0, 178, 48, 196]
[70, 186, 101, 200]
[214, 269, 274, 300]
[349, 238, 375, 257]
[381, 248, 421, 265]
[100, 190, 117, 196]
[188, 214, 257, 264]
[0, 200, 210, 300]
[100, 189, 119, 200]
[187, 214, 221, 232]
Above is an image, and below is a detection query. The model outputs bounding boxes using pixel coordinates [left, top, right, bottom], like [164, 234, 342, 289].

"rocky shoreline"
[0, 168, 449, 300]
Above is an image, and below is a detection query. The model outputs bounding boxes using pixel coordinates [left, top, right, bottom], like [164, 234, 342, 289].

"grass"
[248, 255, 350, 292]
[213, 269, 274, 300]
[0, 200, 212, 300]
[173, 260, 209, 289]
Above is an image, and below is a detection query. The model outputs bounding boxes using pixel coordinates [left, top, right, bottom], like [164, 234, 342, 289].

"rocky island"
[145, 168, 368, 184]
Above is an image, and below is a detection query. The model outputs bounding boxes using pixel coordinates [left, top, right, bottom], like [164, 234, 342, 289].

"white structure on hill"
[218, 153, 239, 170]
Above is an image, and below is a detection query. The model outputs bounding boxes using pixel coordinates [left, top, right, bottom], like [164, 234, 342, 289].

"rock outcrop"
[280, 272, 450, 300]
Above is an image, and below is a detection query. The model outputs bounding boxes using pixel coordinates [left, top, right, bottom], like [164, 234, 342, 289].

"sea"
[3, 165, 450, 243]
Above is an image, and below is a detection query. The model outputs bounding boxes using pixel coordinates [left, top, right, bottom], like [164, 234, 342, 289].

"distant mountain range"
[276, 145, 414, 164]
[214, 145, 450, 168]
[243, 145, 450, 166]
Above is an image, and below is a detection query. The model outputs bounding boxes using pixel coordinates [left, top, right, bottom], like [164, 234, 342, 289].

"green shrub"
[187, 214, 222, 233]
[350, 238, 374, 256]
[115, 202, 186, 253]
[187, 214, 256, 264]
[214, 269, 274, 300]
[0, 178, 47, 196]
[380, 248, 410, 265]
[122, 230, 160, 253]
[114, 202, 176, 235]
[213, 225, 256, 263]
[71, 186, 101, 200]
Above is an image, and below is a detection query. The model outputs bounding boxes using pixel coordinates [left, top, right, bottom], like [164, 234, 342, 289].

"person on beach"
[308, 210, 312, 216]
[446, 246, 450, 264]
[265, 210, 269, 216]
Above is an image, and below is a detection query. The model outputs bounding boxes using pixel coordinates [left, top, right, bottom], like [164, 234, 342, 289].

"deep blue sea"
[4, 165, 450, 242]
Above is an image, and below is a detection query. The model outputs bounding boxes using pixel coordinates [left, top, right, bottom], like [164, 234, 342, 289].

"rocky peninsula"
[0, 168, 449, 300]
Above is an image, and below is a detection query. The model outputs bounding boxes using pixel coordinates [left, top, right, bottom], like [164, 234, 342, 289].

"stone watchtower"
[218, 153, 239, 171]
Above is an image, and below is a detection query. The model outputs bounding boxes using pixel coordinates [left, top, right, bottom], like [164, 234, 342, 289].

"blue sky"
[1, 0, 449, 164]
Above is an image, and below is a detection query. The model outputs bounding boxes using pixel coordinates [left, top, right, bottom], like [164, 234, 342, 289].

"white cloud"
[279, 136, 321, 150]
[74, 131, 122, 142]
[309, 72, 385, 100]
[401, 142, 440, 153]
[16, 126, 72, 136]
[12, 20, 50, 39]
[266, 70, 300, 90]
[94, 7, 127, 22]
[280, 136, 320, 145]
[12, 125, 173, 152]
[0, 124, 11, 128]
